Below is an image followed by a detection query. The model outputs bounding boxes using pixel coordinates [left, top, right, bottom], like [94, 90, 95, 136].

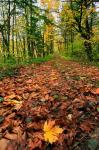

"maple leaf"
[91, 88, 99, 95]
[4, 94, 16, 100]
[95, 88, 99, 95]
[43, 120, 63, 144]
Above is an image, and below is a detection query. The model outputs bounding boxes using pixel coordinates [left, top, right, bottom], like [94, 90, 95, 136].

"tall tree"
[70, 0, 96, 61]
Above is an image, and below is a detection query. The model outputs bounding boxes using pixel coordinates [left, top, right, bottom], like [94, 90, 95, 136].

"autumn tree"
[69, 0, 96, 61]
[59, 3, 74, 52]
[0, 0, 54, 63]
[40, 0, 60, 55]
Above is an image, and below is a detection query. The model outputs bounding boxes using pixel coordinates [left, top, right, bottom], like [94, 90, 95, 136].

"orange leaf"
[92, 88, 99, 95]
[4, 94, 16, 100]
[95, 88, 99, 94]
[43, 120, 63, 144]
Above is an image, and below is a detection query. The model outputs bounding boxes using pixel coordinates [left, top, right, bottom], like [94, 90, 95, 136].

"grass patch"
[0, 68, 19, 80]
[0, 54, 53, 80]
[29, 54, 53, 64]
[0, 54, 53, 69]
[60, 52, 99, 68]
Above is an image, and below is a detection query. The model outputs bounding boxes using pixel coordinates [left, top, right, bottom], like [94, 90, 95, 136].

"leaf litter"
[0, 57, 99, 150]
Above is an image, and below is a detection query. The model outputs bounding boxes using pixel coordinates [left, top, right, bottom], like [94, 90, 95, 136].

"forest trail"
[0, 56, 99, 150]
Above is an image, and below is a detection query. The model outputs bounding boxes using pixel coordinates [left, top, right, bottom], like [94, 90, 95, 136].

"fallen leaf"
[95, 88, 99, 94]
[67, 114, 72, 121]
[4, 99, 22, 105]
[43, 120, 63, 144]
[91, 88, 99, 95]
[4, 132, 18, 140]
[0, 138, 10, 150]
[4, 94, 16, 100]
[26, 79, 32, 84]
[28, 138, 42, 149]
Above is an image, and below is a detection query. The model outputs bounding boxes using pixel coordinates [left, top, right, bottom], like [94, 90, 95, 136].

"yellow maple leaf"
[43, 120, 63, 144]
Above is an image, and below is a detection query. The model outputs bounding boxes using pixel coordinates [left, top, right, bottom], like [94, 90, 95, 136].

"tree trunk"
[71, 30, 74, 53]
[12, 0, 16, 55]
[42, 32, 45, 57]
[23, 37, 26, 59]
[7, 0, 11, 58]
[84, 41, 93, 61]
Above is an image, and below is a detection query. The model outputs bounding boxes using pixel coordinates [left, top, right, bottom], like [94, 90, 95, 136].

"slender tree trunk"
[2, 32, 6, 62]
[64, 31, 67, 51]
[25, 6, 31, 58]
[7, 0, 11, 58]
[16, 33, 19, 62]
[12, 0, 16, 55]
[23, 37, 26, 59]
[84, 41, 93, 61]
[42, 32, 45, 57]
[30, 0, 34, 58]
[71, 29, 74, 53]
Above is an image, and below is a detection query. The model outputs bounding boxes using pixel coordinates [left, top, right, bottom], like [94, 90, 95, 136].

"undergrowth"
[0, 54, 53, 80]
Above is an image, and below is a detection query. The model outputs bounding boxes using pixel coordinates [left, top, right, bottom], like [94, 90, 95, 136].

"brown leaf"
[0, 138, 10, 150]
[4, 132, 18, 140]
[80, 121, 94, 133]
[28, 138, 42, 149]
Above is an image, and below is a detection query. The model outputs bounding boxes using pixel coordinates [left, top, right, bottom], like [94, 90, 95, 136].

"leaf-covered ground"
[0, 56, 99, 150]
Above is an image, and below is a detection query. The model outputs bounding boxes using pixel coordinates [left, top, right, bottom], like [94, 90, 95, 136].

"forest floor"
[0, 56, 99, 150]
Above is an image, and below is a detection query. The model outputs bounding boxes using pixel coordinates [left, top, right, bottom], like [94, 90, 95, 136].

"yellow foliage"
[43, 120, 63, 144]
[44, 24, 54, 43]
[60, 4, 74, 28]
[40, 0, 60, 11]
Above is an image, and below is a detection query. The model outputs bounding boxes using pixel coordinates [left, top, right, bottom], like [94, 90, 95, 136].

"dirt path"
[0, 57, 99, 150]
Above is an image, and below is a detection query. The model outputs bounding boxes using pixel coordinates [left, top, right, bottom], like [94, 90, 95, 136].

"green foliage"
[25, 117, 33, 123]
[29, 54, 53, 64]
[59, 0, 98, 61]
[97, 107, 99, 112]
[0, 68, 19, 80]
[53, 94, 59, 100]
[88, 139, 99, 150]
[0, 97, 4, 103]
[0, 0, 98, 65]
[0, 54, 53, 80]
[0, 116, 4, 124]
[0, 0, 54, 64]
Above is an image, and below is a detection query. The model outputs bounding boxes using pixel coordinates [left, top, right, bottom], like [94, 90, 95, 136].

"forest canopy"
[0, 0, 99, 65]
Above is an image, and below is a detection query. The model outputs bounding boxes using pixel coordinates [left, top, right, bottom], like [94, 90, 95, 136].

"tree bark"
[84, 41, 93, 61]
[7, 0, 11, 58]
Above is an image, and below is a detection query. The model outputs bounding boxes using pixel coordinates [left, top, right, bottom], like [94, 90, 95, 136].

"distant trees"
[0, 0, 54, 63]
[0, 0, 98, 63]
[40, 0, 59, 56]
[59, 3, 74, 53]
